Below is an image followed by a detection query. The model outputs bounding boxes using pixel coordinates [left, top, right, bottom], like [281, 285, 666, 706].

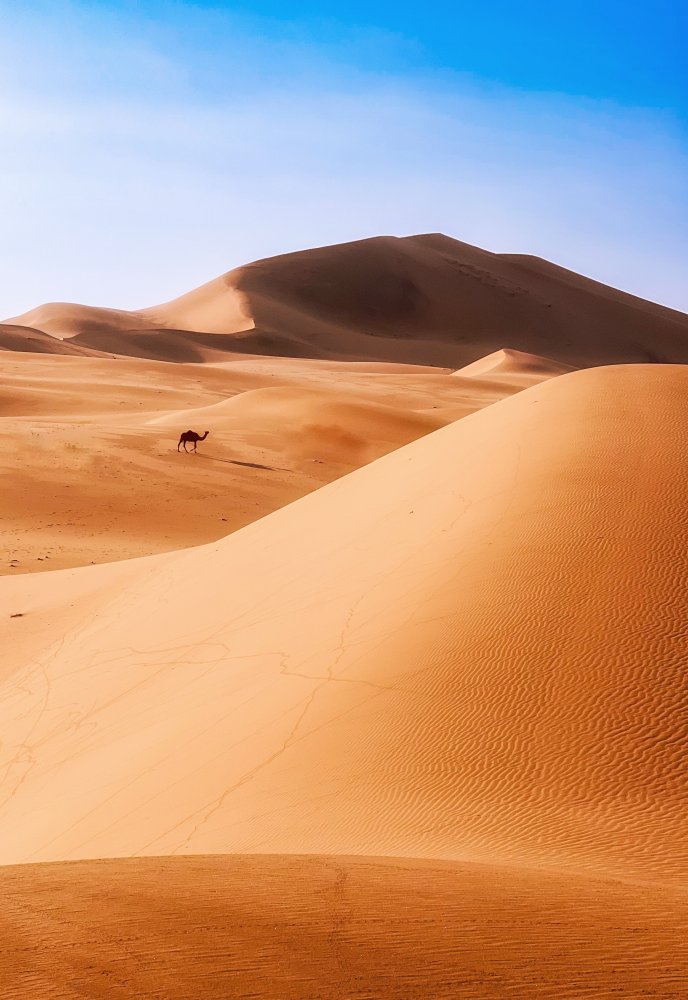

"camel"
[178, 430, 210, 453]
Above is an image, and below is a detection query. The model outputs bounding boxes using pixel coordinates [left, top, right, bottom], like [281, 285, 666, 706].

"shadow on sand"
[195, 453, 288, 473]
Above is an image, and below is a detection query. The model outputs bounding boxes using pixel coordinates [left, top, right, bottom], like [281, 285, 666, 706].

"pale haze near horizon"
[1, 2, 686, 318]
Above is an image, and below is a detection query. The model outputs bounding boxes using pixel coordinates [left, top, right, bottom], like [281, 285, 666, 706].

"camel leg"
[178, 440, 182, 451]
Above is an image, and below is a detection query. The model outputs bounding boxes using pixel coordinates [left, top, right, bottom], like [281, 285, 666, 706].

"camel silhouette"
[178, 430, 210, 453]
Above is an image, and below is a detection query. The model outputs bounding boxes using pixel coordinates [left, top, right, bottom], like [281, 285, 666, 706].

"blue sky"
[1, 1, 686, 315]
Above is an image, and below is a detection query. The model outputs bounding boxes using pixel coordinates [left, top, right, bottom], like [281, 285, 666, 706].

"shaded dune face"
[4, 234, 688, 365]
[0, 323, 105, 356]
[2, 855, 687, 1000]
[0, 365, 686, 880]
[236, 238, 435, 333]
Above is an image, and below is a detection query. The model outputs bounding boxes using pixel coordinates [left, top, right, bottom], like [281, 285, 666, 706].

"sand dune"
[2, 855, 686, 1000]
[151, 386, 445, 465]
[68, 328, 275, 364]
[449, 349, 576, 396]
[1, 365, 686, 880]
[6, 234, 688, 365]
[3, 302, 155, 340]
[0, 353, 268, 418]
[0, 323, 104, 356]
[454, 347, 574, 379]
[141, 270, 254, 334]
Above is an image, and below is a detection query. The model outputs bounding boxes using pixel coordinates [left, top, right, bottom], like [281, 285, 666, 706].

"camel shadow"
[195, 453, 287, 473]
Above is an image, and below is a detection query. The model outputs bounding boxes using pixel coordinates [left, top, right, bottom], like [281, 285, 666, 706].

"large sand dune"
[1, 365, 685, 881]
[6, 234, 688, 365]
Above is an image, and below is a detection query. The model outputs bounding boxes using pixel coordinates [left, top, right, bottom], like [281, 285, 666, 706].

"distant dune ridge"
[4, 233, 688, 365]
[2, 235, 688, 998]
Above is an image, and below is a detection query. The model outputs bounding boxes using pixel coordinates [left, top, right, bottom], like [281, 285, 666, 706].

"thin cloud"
[0, 3, 686, 316]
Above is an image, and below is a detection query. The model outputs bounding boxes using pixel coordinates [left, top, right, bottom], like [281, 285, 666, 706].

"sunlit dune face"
[1, 365, 686, 882]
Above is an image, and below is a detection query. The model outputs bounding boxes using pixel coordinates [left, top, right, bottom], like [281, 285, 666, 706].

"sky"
[1, 0, 686, 316]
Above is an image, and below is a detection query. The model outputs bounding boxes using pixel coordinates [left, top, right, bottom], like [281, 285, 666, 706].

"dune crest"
[453, 348, 574, 379]
[141, 270, 255, 335]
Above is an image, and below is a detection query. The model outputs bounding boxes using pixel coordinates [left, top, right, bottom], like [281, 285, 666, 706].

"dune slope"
[0, 365, 686, 878]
